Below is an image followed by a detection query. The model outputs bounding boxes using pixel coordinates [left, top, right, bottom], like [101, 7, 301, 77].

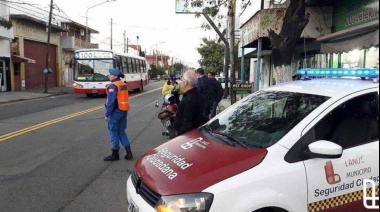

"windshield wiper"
[212, 131, 249, 149]
[204, 126, 235, 147]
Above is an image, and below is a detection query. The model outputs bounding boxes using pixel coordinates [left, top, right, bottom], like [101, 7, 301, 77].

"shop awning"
[318, 20, 379, 54]
[12, 55, 36, 64]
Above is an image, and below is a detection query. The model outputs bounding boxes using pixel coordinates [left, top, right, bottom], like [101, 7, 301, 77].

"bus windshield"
[74, 59, 114, 82]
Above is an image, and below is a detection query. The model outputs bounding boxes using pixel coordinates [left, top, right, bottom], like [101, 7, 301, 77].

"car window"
[286, 92, 379, 163]
[206, 91, 329, 149]
[314, 92, 379, 148]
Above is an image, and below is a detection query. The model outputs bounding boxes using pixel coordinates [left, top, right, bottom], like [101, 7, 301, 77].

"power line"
[4, 0, 71, 23]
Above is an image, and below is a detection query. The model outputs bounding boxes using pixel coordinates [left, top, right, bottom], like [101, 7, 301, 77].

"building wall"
[24, 40, 57, 90]
[11, 19, 62, 91]
[0, 4, 13, 92]
[61, 50, 74, 87]
[0, 40, 11, 57]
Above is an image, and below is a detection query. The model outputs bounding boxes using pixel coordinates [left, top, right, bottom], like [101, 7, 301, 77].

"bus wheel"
[134, 82, 143, 92]
[86, 93, 94, 97]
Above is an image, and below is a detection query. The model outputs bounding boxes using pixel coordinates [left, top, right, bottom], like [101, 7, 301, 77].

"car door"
[301, 90, 379, 211]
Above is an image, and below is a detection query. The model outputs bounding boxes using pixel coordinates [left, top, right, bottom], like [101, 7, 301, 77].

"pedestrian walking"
[196, 68, 213, 120]
[208, 72, 224, 118]
[173, 71, 207, 136]
[162, 74, 183, 104]
[104, 68, 133, 161]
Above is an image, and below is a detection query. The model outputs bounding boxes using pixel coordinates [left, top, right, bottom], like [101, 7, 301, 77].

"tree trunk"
[268, 0, 309, 83]
[275, 65, 294, 84]
[228, 0, 237, 104]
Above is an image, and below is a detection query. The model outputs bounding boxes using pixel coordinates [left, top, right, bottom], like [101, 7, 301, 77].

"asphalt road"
[0, 81, 168, 212]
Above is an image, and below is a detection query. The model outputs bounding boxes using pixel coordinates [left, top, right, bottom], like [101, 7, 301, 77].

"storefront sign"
[233, 83, 252, 94]
[334, 0, 379, 31]
[175, 0, 216, 14]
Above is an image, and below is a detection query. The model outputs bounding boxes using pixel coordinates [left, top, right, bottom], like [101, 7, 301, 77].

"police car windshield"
[74, 59, 114, 82]
[206, 91, 329, 149]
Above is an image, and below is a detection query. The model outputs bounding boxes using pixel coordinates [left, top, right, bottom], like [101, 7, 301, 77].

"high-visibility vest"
[107, 81, 130, 111]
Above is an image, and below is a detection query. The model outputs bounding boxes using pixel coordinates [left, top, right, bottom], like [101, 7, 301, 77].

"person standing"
[196, 68, 213, 119]
[208, 72, 224, 118]
[104, 68, 133, 161]
[173, 71, 207, 136]
[162, 74, 183, 104]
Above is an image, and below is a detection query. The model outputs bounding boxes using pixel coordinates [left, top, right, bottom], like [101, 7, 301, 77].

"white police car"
[127, 68, 379, 212]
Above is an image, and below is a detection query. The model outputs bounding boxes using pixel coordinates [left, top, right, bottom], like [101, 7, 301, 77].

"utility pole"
[110, 18, 113, 50]
[44, 0, 53, 93]
[127, 38, 129, 53]
[203, 14, 229, 99]
[136, 35, 139, 56]
[228, 0, 237, 104]
[123, 30, 126, 53]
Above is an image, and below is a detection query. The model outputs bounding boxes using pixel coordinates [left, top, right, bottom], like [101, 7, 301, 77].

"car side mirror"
[305, 141, 343, 159]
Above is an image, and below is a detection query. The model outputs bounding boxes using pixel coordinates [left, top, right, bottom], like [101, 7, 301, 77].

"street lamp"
[155, 41, 165, 67]
[85, 0, 116, 48]
[136, 35, 140, 56]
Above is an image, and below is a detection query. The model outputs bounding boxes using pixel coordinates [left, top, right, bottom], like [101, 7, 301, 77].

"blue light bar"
[297, 68, 379, 78]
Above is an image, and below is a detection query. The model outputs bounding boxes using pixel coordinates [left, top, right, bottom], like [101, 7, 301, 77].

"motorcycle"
[156, 93, 178, 139]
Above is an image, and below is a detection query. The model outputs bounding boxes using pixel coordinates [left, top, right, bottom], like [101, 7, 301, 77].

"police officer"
[104, 68, 133, 161]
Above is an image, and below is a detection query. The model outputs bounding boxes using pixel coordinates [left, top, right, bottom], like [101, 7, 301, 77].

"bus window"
[115, 56, 122, 70]
[128, 58, 134, 73]
[139, 60, 144, 73]
[142, 60, 146, 73]
[122, 57, 129, 73]
[134, 59, 139, 73]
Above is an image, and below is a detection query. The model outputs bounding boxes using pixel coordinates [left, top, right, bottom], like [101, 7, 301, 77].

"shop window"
[341, 49, 365, 68]
[366, 47, 379, 68]
[300, 54, 328, 69]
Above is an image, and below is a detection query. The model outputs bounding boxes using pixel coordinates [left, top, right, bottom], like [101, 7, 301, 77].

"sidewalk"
[0, 86, 74, 104]
[218, 93, 250, 113]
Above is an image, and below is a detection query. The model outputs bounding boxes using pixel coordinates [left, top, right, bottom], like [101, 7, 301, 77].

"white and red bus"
[72, 49, 149, 97]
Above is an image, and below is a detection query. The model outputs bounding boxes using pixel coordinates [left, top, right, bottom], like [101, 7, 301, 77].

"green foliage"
[149, 64, 166, 79]
[0, 18, 12, 30]
[197, 38, 225, 75]
[172, 63, 184, 75]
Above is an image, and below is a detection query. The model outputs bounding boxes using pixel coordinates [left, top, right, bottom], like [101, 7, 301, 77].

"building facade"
[0, 3, 14, 92]
[10, 15, 66, 91]
[240, 0, 379, 90]
[318, 0, 379, 69]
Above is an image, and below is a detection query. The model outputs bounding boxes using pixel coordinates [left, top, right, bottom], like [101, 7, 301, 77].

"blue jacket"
[105, 79, 120, 117]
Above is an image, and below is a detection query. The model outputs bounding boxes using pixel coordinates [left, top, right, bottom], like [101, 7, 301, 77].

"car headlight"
[155, 193, 214, 212]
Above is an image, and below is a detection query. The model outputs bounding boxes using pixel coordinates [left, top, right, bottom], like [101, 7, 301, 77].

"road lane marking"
[0, 87, 162, 142]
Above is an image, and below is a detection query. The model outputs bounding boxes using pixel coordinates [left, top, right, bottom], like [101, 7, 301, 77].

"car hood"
[134, 129, 268, 195]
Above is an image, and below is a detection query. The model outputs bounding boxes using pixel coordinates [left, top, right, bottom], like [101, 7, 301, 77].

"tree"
[172, 63, 184, 75]
[0, 18, 12, 29]
[185, 0, 310, 84]
[268, 0, 309, 83]
[149, 64, 166, 79]
[197, 38, 225, 74]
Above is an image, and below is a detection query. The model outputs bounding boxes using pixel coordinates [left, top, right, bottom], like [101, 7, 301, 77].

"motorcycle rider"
[162, 74, 183, 104]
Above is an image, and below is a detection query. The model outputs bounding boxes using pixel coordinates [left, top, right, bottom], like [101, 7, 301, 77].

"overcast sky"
[7, 0, 224, 68]
[8, 0, 261, 68]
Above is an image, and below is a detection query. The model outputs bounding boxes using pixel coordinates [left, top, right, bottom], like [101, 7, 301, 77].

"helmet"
[164, 94, 175, 105]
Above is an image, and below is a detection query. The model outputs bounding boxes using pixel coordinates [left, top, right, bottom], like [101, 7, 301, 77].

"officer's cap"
[109, 69, 122, 76]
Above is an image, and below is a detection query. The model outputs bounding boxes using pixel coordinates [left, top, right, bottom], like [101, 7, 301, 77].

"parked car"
[127, 68, 379, 212]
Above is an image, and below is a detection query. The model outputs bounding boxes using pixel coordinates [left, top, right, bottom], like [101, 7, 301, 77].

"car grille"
[131, 170, 161, 208]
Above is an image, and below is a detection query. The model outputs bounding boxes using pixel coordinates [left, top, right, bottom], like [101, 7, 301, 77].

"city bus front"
[73, 50, 114, 97]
